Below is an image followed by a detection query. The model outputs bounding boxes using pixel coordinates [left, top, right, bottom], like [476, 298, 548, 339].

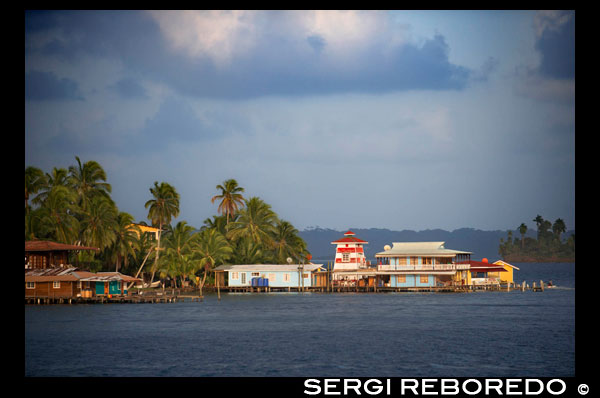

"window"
[398, 257, 407, 265]
[410, 257, 418, 265]
[241, 273, 246, 284]
[268, 274, 276, 283]
[231, 272, 239, 280]
[251, 272, 260, 277]
[283, 273, 290, 282]
[342, 253, 350, 262]
[396, 275, 406, 283]
[422, 257, 432, 265]
[53, 281, 61, 289]
[420, 275, 429, 284]
[26, 282, 35, 289]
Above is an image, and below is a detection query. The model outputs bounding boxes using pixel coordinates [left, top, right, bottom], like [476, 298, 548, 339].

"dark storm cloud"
[111, 77, 148, 99]
[535, 12, 575, 79]
[25, 70, 84, 101]
[25, 10, 473, 100]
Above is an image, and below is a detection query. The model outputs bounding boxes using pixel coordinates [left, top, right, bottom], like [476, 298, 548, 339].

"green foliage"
[25, 163, 311, 285]
[499, 215, 574, 261]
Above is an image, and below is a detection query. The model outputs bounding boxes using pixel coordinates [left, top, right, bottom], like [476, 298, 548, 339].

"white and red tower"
[331, 230, 369, 270]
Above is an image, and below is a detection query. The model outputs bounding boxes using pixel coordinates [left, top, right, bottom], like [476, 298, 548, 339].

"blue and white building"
[214, 264, 325, 288]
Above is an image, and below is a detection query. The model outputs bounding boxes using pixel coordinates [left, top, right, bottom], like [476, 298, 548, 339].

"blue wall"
[228, 270, 312, 287]
[392, 274, 435, 287]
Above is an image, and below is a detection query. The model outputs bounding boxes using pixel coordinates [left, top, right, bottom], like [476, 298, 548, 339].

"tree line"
[498, 215, 574, 262]
[25, 157, 310, 293]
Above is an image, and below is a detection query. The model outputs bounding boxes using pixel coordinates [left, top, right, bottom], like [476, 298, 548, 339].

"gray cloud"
[534, 12, 574, 79]
[111, 77, 148, 99]
[25, 11, 473, 100]
[25, 70, 84, 101]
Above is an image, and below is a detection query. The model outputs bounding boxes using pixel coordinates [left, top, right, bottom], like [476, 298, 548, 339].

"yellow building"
[490, 260, 520, 283]
[127, 223, 160, 241]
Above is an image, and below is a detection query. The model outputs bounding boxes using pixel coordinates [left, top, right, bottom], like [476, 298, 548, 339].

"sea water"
[25, 263, 575, 377]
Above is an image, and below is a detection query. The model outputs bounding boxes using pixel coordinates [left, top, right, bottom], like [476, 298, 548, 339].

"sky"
[25, 10, 575, 233]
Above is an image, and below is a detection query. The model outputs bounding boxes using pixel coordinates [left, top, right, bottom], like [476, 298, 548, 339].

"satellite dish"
[384, 245, 391, 251]
[286, 257, 293, 264]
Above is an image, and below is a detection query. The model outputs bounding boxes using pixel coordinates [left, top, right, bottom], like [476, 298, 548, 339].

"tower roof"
[331, 231, 368, 244]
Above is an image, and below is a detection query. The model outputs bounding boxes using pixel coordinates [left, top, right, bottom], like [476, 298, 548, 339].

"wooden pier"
[25, 280, 551, 304]
[25, 292, 204, 305]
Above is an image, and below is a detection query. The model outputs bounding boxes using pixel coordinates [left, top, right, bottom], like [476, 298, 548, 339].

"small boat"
[134, 281, 162, 289]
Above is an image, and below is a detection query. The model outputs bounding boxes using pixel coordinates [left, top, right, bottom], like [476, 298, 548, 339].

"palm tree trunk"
[149, 223, 162, 285]
[199, 265, 209, 297]
[127, 247, 153, 290]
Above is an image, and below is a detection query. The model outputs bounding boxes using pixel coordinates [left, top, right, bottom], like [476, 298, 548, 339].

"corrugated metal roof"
[25, 267, 141, 282]
[375, 241, 471, 257]
[214, 264, 324, 272]
[25, 240, 99, 252]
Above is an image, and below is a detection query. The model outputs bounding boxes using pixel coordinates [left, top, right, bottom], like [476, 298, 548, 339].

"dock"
[25, 291, 203, 305]
[25, 280, 552, 304]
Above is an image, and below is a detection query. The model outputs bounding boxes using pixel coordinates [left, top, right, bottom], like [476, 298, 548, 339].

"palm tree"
[552, 218, 566, 242]
[211, 179, 245, 224]
[109, 212, 139, 273]
[79, 196, 118, 252]
[231, 236, 265, 264]
[145, 181, 180, 285]
[25, 166, 46, 210]
[201, 214, 230, 236]
[226, 196, 278, 248]
[32, 167, 70, 207]
[36, 185, 80, 244]
[161, 221, 196, 286]
[518, 223, 527, 249]
[270, 219, 308, 264]
[191, 228, 232, 296]
[68, 156, 112, 212]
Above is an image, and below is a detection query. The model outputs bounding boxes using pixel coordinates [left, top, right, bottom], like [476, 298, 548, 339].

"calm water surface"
[25, 263, 575, 377]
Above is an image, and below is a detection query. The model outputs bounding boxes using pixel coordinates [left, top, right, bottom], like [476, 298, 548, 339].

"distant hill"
[299, 227, 575, 262]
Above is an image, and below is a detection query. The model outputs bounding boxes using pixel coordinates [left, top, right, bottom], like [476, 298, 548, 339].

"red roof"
[331, 231, 368, 244]
[25, 240, 99, 252]
[467, 260, 506, 272]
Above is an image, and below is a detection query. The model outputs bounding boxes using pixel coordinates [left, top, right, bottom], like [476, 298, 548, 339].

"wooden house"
[374, 242, 472, 287]
[490, 260, 520, 284]
[214, 264, 326, 289]
[25, 240, 140, 299]
[25, 240, 99, 269]
[468, 259, 508, 285]
[25, 268, 141, 299]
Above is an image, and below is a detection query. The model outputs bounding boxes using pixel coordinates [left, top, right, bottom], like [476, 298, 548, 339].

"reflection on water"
[25, 262, 575, 377]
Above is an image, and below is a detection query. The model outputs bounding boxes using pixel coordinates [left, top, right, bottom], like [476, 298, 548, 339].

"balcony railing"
[377, 263, 470, 271]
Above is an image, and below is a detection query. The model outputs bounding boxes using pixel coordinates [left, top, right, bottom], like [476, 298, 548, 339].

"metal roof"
[25, 240, 99, 252]
[375, 241, 471, 257]
[214, 264, 324, 272]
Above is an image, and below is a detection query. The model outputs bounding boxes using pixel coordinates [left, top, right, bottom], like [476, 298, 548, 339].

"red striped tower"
[331, 230, 369, 270]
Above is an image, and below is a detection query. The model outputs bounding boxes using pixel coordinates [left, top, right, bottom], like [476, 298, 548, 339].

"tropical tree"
[25, 166, 46, 210]
[78, 196, 118, 251]
[270, 219, 308, 264]
[518, 223, 527, 249]
[32, 167, 70, 207]
[211, 179, 245, 224]
[201, 214, 230, 236]
[35, 185, 80, 244]
[145, 181, 180, 284]
[231, 236, 265, 264]
[109, 212, 139, 273]
[552, 218, 566, 242]
[160, 221, 196, 287]
[226, 196, 278, 248]
[68, 156, 112, 212]
[191, 228, 232, 296]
